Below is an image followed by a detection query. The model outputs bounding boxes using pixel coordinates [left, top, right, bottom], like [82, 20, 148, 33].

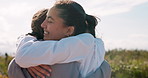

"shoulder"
[95, 38, 104, 44]
[60, 33, 95, 45]
[16, 34, 37, 47]
[65, 33, 94, 42]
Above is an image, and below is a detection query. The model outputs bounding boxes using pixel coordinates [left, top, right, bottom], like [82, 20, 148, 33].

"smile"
[44, 31, 50, 35]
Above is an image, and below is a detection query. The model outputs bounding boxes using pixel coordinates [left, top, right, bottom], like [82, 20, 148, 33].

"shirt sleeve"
[16, 35, 37, 48]
[15, 33, 94, 68]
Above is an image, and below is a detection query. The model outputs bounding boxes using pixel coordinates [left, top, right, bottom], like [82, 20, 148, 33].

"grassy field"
[0, 49, 148, 78]
[105, 49, 148, 78]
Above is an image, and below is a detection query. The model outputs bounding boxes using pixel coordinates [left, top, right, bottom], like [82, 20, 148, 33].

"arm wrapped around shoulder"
[15, 33, 94, 68]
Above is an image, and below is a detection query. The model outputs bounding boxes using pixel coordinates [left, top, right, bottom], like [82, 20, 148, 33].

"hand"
[27, 65, 52, 78]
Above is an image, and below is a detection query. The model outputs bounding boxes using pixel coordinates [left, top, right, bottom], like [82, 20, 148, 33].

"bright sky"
[0, 0, 148, 55]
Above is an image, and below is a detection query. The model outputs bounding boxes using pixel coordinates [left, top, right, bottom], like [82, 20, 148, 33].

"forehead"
[46, 7, 65, 23]
[47, 7, 59, 18]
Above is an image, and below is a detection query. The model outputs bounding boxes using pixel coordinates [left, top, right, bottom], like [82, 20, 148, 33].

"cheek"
[46, 24, 55, 32]
[46, 24, 67, 36]
[54, 27, 67, 37]
[46, 26, 61, 35]
[54, 25, 65, 32]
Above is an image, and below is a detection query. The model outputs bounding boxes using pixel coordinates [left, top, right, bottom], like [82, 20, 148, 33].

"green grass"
[105, 49, 148, 78]
[0, 55, 13, 78]
[0, 49, 148, 78]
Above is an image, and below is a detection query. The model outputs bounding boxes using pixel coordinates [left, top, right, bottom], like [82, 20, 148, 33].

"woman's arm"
[15, 33, 94, 68]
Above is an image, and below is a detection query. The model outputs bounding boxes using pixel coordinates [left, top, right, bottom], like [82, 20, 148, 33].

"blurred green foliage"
[0, 49, 148, 78]
[105, 49, 148, 78]
[0, 54, 13, 78]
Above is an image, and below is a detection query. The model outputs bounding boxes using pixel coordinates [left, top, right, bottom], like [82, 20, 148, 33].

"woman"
[10, 0, 111, 78]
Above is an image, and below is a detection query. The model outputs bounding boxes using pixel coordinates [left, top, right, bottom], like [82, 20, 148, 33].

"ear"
[66, 26, 74, 36]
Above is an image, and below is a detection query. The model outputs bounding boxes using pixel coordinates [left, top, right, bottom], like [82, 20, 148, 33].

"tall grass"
[105, 49, 148, 78]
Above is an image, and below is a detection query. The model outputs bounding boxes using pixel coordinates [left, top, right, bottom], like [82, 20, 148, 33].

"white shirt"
[15, 33, 105, 77]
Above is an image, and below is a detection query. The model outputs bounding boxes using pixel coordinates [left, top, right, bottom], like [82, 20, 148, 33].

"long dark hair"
[53, 0, 98, 37]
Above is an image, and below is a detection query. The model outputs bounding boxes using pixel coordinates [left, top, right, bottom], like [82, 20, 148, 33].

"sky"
[0, 0, 148, 55]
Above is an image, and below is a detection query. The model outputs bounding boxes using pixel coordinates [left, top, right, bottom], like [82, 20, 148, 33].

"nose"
[41, 19, 46, 28]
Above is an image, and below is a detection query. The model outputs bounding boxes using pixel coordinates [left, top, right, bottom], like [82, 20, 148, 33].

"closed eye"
[48, 20, 53, 23]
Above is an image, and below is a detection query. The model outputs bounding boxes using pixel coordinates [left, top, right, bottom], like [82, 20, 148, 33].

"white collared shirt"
[15, 33, 105, 77]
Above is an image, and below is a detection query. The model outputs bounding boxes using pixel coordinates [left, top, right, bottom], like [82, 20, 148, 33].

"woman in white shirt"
[15, 0, 110, 78]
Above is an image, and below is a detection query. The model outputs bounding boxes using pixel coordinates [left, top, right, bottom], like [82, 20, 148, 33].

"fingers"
[33, 66, 50, 76]
[29, 67, 45, 78]
[27, 68, 37, 78]
[27, 65, 52, 78]
[39, 65, 52, 72]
